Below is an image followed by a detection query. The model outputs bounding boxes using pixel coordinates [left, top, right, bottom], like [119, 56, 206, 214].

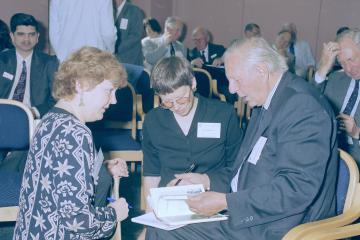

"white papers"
[131, 212, 185, 230]
[132, 185, 228, 230]
[93, 148, 104, 184]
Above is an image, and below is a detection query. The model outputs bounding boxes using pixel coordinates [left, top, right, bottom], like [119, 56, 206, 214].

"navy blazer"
[188, 42, 226, 65]
[0, 49, 59, 116]
[223, 71, 338, 239]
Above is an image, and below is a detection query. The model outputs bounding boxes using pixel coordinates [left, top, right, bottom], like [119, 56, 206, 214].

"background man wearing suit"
[147, 37, 338, 240]
[188, 27, 225, 68]
[142, 16, 186, 71]
[114, 0, 145, 65]
[0, 13, 58, 170]
[315, 28, 360, 167]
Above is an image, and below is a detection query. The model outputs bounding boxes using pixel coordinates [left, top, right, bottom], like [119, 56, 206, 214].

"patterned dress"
[13, 107, 117, 240]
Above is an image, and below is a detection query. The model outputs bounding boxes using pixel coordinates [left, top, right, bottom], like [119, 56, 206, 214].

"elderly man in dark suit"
[0, 13, 58, 169]
[188, 27, 225, 68]
[315, 28, 360, 168]
[146, 37, 338, 240]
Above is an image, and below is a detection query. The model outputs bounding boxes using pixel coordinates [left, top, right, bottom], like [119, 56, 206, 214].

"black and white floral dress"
[13, 107, 117, 240]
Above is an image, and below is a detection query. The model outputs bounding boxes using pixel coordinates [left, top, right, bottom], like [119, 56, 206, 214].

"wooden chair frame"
[282, 149, 360, 240]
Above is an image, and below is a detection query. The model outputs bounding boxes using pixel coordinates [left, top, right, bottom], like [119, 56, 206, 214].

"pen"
[107, 197, 133, 209]
[174, 163, 196, 186]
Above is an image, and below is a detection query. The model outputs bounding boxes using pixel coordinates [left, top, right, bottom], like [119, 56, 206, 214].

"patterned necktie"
[200, 50, 206, 63]
[343, 80, 360, 115]
[12, 60, 27, 102]
[170, 43, 175, 56]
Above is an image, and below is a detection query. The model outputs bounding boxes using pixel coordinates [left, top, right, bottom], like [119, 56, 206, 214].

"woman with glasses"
[140, 56, 242, 239]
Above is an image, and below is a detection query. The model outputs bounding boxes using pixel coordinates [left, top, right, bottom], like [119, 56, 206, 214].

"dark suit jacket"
[323, 71, 360, 166]
[0, 49, 59, 116]
[115, 1, 145, 65]
[188, 42, 226, 65]
[223, 72, 338, 239]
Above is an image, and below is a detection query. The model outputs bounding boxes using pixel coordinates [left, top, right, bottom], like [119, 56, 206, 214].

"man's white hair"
[224, 37, 288, 73]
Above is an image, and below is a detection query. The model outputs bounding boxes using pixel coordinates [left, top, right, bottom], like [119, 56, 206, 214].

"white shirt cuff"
[314, 72, 326, 84]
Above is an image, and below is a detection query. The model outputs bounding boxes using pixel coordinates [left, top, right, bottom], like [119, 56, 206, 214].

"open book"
[131, 184, 228, 230]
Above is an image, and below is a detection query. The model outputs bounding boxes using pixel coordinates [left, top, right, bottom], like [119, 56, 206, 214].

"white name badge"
[248, 136, 267, 165]
[210, 53, 217, 59]
[2, 72, 14, 80]
[120, 18, 128, 30]
[197, 122, 221, 138]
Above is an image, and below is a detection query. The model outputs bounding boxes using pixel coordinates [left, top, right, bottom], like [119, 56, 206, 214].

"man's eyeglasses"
[159, 90, 192, 109]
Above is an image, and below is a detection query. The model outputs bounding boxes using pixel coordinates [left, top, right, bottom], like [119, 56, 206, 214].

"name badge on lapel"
[197, 122, 221, 138]
[248, 136, 267, 165]
[120, 18, 128, 30]
[2, 72, 14, 80]
[210, 53, 217, 59]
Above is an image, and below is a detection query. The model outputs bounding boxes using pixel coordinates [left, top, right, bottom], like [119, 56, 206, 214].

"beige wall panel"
[317, 0, 360, 60]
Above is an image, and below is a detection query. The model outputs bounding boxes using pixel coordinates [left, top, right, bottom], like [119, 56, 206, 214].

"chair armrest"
[211, 79, 226, 101]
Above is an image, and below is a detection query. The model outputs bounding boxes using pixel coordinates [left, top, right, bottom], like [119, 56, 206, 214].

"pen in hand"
[107, 197, 133, 209]
[174, 163, 196, 186]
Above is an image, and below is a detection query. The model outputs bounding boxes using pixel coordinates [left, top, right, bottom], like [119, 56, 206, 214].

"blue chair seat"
[92, 129, 141, 151]
[0, 170, 22, 207]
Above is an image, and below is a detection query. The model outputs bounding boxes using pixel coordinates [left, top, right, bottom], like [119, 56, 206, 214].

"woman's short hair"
[143, 17, 161, 34]
[151, 56, 193, 95]
[53, 47, 127, 100]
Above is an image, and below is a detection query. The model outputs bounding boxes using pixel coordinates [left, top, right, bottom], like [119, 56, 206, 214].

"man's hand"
[191, 57, 204, 68]
[337, 113, 360, 138]
[211, 58, 223, 67]
[105, 158, 129, 177]
[317, 42, 340, 78]
[167, 173, 210, 189]
[186, 191, 227, 216]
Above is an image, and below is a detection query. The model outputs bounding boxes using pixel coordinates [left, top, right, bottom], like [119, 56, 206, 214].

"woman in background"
[14, 47, 129, 239]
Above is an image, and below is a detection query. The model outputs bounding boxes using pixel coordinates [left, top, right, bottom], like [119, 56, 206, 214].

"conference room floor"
[0, 165, 145, 240]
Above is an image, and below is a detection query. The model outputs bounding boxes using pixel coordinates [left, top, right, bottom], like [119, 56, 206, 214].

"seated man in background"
[147, 37, 338, 240]
[142, 16, 186, 71]
[281, 22, 315, 78]
[188, 27, 225, 68]
[315, 28, 360, 168]
[274, 29, 295, 74]
[244, 23, 261, 38]
[0, 13, 58, 169]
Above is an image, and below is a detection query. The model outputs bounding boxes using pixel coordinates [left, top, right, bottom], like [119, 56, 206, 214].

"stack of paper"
[131, 184, 228, 230]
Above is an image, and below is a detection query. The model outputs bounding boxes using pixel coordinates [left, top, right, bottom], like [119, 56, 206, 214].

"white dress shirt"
[49, 0, 117, 62]
[9, 52, 32, 108]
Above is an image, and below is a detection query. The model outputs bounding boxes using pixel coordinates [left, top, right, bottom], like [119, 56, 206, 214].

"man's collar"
[263, 72, 283, 109]
[16, 50, 33, 62]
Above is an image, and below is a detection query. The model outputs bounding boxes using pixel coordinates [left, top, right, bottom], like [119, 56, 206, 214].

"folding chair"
[0, 99, 35, 222]
[193, 67, 212, 98]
